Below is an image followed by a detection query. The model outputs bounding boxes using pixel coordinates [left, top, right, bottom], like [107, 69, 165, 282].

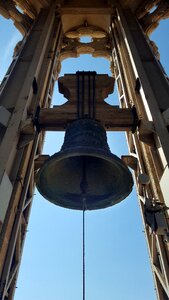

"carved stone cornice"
[60, 23, 111, 61]
[0, 0, 169, 36]
[0, 0, 33, 35]
[137, 0, 169, 35]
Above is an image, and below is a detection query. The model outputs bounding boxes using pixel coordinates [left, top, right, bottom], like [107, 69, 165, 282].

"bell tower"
[0, 1, 169, 299]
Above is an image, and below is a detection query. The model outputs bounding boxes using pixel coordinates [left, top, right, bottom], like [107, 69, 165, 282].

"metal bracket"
[121, 154, 138, 171]
[34, 154, 50, 171]
[138, 119, 155, 147]
[131, 106, 139, 133]
[17, 134, 35, 149]
[162, 108, 169, 126]
[18, 117, 36, 148]
[33, 106, 41, 133]
[143, 197, 169, 238]
[0, 106, 11, 128]
[20, 118, 35, 135]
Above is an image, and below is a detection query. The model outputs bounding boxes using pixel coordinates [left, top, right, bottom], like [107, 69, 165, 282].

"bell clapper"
[80, 156, 88, 300]
[82, 205, 86, 300]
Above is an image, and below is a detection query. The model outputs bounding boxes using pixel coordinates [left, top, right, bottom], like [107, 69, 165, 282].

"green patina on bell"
[36, 119, 133, 210]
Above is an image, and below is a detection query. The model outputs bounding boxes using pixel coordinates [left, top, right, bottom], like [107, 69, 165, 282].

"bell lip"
[40, 146, 130, 166]
[36, 147, 133, 210]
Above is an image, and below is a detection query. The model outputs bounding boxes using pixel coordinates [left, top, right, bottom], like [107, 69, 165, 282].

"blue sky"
[0, 15, 169, 300]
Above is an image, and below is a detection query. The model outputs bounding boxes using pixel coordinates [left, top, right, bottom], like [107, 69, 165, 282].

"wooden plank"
[38, 107, 136, 131]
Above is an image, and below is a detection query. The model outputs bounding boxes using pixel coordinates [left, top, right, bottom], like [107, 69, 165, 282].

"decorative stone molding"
[0, 0, 32, 35]
[1, 1, 169, 37]
[14, 0, 37, 19]
[60, 24, 111, 61]
[65, 23, 107, 39]
[136, 0, 160, 19]
[137, 0, 169, 35]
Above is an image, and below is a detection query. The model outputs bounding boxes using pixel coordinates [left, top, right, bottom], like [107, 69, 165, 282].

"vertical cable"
[88, 73, 91, 118]
[82, 72, 85, 118]
[77, 71, 80, 118]
[83, 207, 85, 300]
[80, 157, 87, 300]
[92, 72, 96, 119]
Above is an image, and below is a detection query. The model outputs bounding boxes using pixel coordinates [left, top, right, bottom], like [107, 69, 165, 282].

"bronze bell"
[36, 119, 133, 210]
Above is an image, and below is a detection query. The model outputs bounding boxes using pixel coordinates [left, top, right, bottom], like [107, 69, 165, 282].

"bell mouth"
[36, 147, 133, 210]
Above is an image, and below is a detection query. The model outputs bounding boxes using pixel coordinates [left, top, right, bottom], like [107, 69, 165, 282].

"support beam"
[38, 107, 137, 131]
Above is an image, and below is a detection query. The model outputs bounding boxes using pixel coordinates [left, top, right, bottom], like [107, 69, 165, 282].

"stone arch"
[60, 23, 112, 62]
